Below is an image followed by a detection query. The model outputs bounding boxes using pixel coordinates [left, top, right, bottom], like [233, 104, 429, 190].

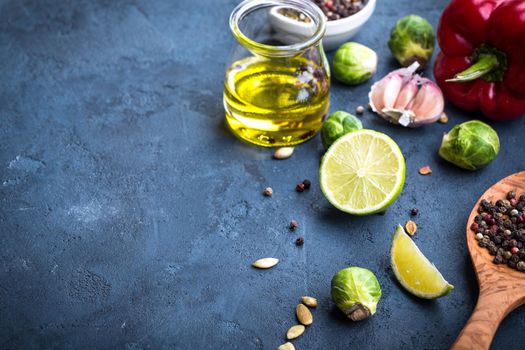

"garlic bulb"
[368, 62, 444, 127]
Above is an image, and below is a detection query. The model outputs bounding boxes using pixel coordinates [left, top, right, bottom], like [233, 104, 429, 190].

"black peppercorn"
[507, 191, 516, 200]
[410, 208, 419, 216]
[494, 255, 504, 264]
[295, 237, 304, 246]
[296, 183, 305, 192]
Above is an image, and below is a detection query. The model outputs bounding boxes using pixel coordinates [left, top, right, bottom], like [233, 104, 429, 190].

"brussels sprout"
[388, 15, 435, 68]
[331, 267, 382, 321]
[321, 111, 363, 149]
[438, 120, 500, 170]
[332, 42, 378, 85]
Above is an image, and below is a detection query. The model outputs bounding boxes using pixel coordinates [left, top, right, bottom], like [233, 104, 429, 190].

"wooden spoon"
[452, 171, 525, 350]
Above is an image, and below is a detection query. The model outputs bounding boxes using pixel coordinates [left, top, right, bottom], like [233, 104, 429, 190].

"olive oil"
[224, 56, 330, 147]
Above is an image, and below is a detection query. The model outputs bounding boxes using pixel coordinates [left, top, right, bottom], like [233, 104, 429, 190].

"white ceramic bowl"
[268, 0, 376, 51]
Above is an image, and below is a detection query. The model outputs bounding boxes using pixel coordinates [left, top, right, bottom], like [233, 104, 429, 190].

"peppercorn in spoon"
[452, 171, 525, 350]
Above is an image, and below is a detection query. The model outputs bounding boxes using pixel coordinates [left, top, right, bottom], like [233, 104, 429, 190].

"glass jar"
[224, 0, 330, 147]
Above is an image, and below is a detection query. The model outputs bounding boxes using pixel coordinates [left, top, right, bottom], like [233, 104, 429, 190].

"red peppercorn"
[490, 224, 498, 233]
[511, 247, 519, 254]
[510, 198, 517, 207]
[517, 215, 525, 223]
[325, 0, 333, 9]
[470, 223, 479, 231]
[296, 183, 305, 192]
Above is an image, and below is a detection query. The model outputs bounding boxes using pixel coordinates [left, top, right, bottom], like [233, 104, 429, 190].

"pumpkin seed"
[277, 342, 295, 350]
[301, 296, 318, 308]
[296, 303, 313, 325]
[286, 324, 305, 340]
[405, 220, 417, 236]
[252, 258, 279, 269]
[273, 147, 294, 160]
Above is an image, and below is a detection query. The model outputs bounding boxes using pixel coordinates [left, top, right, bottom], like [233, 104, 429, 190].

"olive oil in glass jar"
[224, 0, 330, 147]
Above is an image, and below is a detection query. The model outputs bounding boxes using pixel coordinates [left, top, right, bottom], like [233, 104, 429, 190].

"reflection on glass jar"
[224, 0, 330, 147]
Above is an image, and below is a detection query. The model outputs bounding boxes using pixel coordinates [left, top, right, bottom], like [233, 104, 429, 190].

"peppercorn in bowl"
[268, 0, 376, 50]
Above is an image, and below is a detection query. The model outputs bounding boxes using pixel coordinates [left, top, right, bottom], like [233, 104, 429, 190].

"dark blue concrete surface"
[1, 0, 524, 349]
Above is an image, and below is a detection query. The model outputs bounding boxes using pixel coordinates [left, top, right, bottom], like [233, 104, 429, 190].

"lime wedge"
[390, 225, 454, 299]
[320, 129, 405, 215]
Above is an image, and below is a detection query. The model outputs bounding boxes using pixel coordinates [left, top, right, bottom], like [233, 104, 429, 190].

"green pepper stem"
[446, 54, 499, 83]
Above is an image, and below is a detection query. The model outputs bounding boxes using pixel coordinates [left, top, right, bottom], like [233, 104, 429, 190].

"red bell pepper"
[434, 0, 525, 120]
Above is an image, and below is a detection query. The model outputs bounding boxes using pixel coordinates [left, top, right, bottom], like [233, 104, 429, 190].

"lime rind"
[390, 225, 454, 299]
[319, 129, 406, 215]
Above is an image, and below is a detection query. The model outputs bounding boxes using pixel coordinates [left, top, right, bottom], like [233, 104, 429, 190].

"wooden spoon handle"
[451, 290, 514, 350]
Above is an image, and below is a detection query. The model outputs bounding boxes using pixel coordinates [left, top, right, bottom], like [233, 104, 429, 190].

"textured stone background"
[1, 0, 524, 349]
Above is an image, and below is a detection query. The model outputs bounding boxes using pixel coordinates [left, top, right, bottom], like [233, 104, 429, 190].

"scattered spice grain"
[419, 166, 432, 175]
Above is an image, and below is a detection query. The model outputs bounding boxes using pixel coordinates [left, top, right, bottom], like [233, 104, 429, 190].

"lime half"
[390, 225, 453, 299]
[320, 129, 405, 215]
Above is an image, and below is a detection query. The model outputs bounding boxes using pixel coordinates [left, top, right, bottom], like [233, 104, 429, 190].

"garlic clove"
[369, 78, 388, 112]
[393, 79, 418, 110]
[383, 74, 404, 109]
[369, 74, 403, 113]
[410, 82, 445, 124]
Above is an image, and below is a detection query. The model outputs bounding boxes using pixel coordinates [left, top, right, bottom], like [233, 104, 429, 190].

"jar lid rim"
[229, 0, 326, 55]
